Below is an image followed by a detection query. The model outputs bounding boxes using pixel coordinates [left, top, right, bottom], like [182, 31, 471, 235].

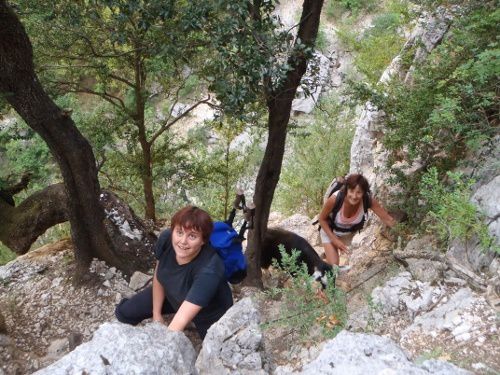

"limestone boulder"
[34, 322, 196, 375]
[275, 331, 470, 375]
[196, 297, 265, 375]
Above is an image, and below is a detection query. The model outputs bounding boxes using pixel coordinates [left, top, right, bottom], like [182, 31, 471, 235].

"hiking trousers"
[114, 286, 212, 338]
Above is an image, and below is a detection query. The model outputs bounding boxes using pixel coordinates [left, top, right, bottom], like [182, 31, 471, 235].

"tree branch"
[149, 96, 211, 145]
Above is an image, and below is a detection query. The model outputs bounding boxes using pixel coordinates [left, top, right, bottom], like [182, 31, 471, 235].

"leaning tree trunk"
[244, 0, 324, 287]
[0, 2, 129, 277]
[0, 184, 69, 253]
[0, 183, 156, 273]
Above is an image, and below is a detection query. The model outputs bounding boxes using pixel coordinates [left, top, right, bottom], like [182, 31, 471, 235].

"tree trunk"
[0, 184, 68, 253]
[133, 47, 156, 222]
[0, 1, 129, 277]
[139, 138, 156, 222]
[0, 184, 156, 273]
[244, 0, 324, 287]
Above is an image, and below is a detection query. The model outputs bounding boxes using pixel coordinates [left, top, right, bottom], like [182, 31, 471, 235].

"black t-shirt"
[154, 229, 233, 325]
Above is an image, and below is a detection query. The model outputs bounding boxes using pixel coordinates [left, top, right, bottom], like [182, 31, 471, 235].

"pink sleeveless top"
[332, 191, 364, 236]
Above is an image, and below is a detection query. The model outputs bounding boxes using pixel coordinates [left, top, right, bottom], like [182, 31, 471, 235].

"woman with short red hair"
[115, 206, 233, 338]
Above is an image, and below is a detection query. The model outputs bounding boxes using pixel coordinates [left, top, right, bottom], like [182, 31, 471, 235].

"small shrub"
[419, 168, 498, 253]
[31, 223, 71, 250]
[415, 347, 445, 365]
[262, 247, 348, 341]
[365, 294, 383, 332]
[273, 95, 354, 217]
[327, 0, 378, 15]
[0, 243, 16, 266]
[315, 26, 329, 53]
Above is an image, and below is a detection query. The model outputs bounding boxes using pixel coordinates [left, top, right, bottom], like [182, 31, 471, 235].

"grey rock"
[128, 271, 152, 291]
[68, 332, 83, 351]
[196, 297, 265, 375]
[401, 287, 496, 342]
[420, 359, 471, 374]
[280, 331, 471, 374]
[350, 9, 452, 197]
[372, 272, 444, 318]
[471, 175, 500, 241]
[0, 334, 11, 347]
[34, 322, 196, 375]
[407, 259, 444, 284]
[44, 338, 68, 361]
[448, 238, 497, 276]
[292, 52, 330, 114]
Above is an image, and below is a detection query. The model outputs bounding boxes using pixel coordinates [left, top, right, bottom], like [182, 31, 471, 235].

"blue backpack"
[210, 221, 247, 284]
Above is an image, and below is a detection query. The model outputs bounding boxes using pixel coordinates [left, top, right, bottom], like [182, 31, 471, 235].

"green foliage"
[326, 0, 378, 17]
[262, 247, 348, 340]
[315, 26, 329, 53]
[274, 95, 354, 217]
[356, 33, 405, 85]
[0, 114, 59, 199]
[379, 5, 499, 168]
[419, 168, 498, 253]
[346, 3, 500, 250]
[15, 0, 213, 219]
[336, 1, 409, 84]
[31, 223, 71, 250]
[201, 0, 315, 117]
[0, 243, 16, 266]
[415, 347, 445, 365]
[363, 294, 384, 332]
[185, 115, 265, 220]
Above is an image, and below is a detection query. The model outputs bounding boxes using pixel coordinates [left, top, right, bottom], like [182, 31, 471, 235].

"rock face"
[34, 322, 197, 375]
[349, 9, 452, 196]
[401, 287, 496, 342]
[196, 297, 265, 375]
[276, 331, 470, 375]
[371, 272, 444, 318]
[292, 52, 331, 114]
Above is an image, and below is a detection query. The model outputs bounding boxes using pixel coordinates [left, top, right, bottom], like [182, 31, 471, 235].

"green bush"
[0, 243, 15, 266]
[334, 2, 409, 85]
[380, 5, 498, 167]
[262, 247, 348, 340]
[355, 32, 405, 85]
[315, 26, 329, 53]
[326, 0, 378, 16]
[349, 3, 499, 245]
[419, 168, 498, 253]
[273, 95, 354, 217]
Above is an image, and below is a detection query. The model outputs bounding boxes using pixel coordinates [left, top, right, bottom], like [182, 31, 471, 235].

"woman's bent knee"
[115, 298, 140, 325]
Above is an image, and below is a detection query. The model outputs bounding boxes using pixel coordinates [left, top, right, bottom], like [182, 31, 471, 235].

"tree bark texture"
[244, 0, 324, 286]
[0, 184, 156, 273]
[0, 184, 68, 253]
[133, 49, 156, 222]
[0, 2, 129, 276]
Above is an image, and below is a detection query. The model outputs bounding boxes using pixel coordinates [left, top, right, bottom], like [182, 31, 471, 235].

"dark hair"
[344, 173, 370, 194]
[170, 206, 213, 243]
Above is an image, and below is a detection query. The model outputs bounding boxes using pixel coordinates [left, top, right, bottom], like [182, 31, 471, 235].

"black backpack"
[318, 177, 372, 233]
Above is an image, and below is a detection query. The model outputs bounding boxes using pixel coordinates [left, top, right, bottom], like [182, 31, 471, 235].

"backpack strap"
[328, 190, 372, 233]
[327, 190, 345, 231]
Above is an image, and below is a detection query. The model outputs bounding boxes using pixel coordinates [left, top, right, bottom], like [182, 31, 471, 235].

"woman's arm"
[370, 198, 396, 228]
[319, 195, 348, 252]
[152, 261, 166, 323]
[168, 301, 203, 332]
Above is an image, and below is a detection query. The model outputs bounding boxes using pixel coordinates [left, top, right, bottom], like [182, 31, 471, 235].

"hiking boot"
[338, 265, 351, 273]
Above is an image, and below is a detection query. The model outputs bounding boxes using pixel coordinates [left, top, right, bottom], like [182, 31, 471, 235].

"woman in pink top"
[318, 174, 396, 267]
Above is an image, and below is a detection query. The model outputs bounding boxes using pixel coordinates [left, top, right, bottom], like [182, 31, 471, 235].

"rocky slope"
[1, 2, 498, 375]
[1, 210, 498, 374]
